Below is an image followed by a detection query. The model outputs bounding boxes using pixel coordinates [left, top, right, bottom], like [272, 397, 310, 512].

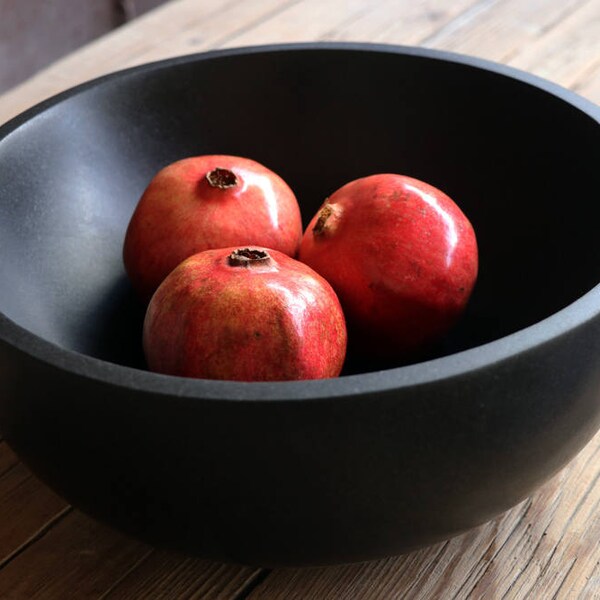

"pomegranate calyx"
[228, 248, 271, 267]
[206, 167, 238, 189]
[313, 202, 334, 236]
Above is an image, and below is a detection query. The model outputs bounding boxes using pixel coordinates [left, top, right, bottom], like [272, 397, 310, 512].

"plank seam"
[231, 568, 272, 600]
[96, 547, 155, 600]
[0, 505, 72, 571]
[550, 557, 578, 600]
[0, 460, 19, 482]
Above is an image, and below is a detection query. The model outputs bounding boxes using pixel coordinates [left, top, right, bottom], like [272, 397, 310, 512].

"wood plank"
[0, 443, 18, 479]
[212, 0, 390, 47]
[0, 0, 487, 126]
[323, 0, 487, 45]
[572, 60, 600, 104]
[5, 0, 594, 128]
[93, 0, 486, 69]
[0, 511, 150, 599]
[0, 462, 69, 566]
[241, 432, 600, 599]
[470, 441, 600, 600]
[0, 451, 263, 599]
[100, 550, 263, 600]
[421, 0, 586, 62]
[5, 398, 593, 591]
[46, 0, 245, 77]
[508, 0, 600, 90]
[0, 452, 261, 599]
[578, 563, 600, 600]
[119, 0, 304, 67]
[0, 0, 248, 125]
[0, 505, 266, 600]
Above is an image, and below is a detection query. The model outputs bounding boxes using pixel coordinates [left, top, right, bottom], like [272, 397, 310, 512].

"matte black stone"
[0, 43, 599, 567]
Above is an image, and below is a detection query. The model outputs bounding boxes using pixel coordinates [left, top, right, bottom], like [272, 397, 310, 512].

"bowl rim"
[1, 41, 599, 402]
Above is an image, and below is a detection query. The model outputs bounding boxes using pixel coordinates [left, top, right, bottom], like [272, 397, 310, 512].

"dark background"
[0, 0, 168, 94]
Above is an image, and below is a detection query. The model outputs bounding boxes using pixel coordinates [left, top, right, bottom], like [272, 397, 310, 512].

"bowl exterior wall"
[1, 314, 599, 566]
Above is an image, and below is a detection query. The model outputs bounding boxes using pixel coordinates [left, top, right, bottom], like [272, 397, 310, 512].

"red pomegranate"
[143, 247, 347, 381]
[299, 174, 478, 359]
[123, 155, 302, 300]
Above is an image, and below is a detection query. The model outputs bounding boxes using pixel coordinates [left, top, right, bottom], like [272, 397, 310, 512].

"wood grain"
[324, 0, 488, 45]
[0, 443, 18, 479]
[0, 436, 597, 598]
[1, 0, 599, 125]
[241, 433, 600, 600]
[99, 551, 262, 599]
[0, 511, 149, 599]
[119, 0, 305, 66]
[0, 0, 244, 124]
[574, 60, 600, 103]
[0, 454, 68, 567]
[508, 0, 600, 90]
[420, 0, 587, 62]
[0, 0, 599, 597]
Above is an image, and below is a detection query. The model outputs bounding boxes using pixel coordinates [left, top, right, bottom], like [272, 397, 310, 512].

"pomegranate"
[143, 247, 347, 381]
[299, 174, 478, 359]
[123, 155, 302, 300]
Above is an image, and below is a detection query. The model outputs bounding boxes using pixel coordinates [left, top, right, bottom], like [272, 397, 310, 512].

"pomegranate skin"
[299, 174, 478, 359]
[143, 247, 347, 382]
[123, 155, 303, 300]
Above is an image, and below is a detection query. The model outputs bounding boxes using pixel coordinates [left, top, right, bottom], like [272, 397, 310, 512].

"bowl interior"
[1, 47, 599, 375]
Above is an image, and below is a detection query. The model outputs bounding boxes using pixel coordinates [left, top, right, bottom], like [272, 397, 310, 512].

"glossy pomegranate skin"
[299, 174, 478, 358]
[123, 155, 302, 300]
[143, 247, 347, 381]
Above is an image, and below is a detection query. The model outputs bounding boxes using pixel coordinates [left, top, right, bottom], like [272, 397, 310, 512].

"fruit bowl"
[0, 43, 599, 567]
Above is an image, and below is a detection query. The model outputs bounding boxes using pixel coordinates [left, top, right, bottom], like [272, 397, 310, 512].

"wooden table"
[1, 1, 599, 597]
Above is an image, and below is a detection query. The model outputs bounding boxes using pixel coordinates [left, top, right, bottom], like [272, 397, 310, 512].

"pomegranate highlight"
[123, 155, 302, 300]
[143, 247, 347, 381]
[299, 174, 478, 359]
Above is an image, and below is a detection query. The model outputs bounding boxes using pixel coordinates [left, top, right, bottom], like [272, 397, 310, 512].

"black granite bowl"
[0, 43, 599, 567]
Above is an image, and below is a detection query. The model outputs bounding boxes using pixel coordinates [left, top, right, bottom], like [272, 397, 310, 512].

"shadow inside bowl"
[1, 46, 599, 376]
